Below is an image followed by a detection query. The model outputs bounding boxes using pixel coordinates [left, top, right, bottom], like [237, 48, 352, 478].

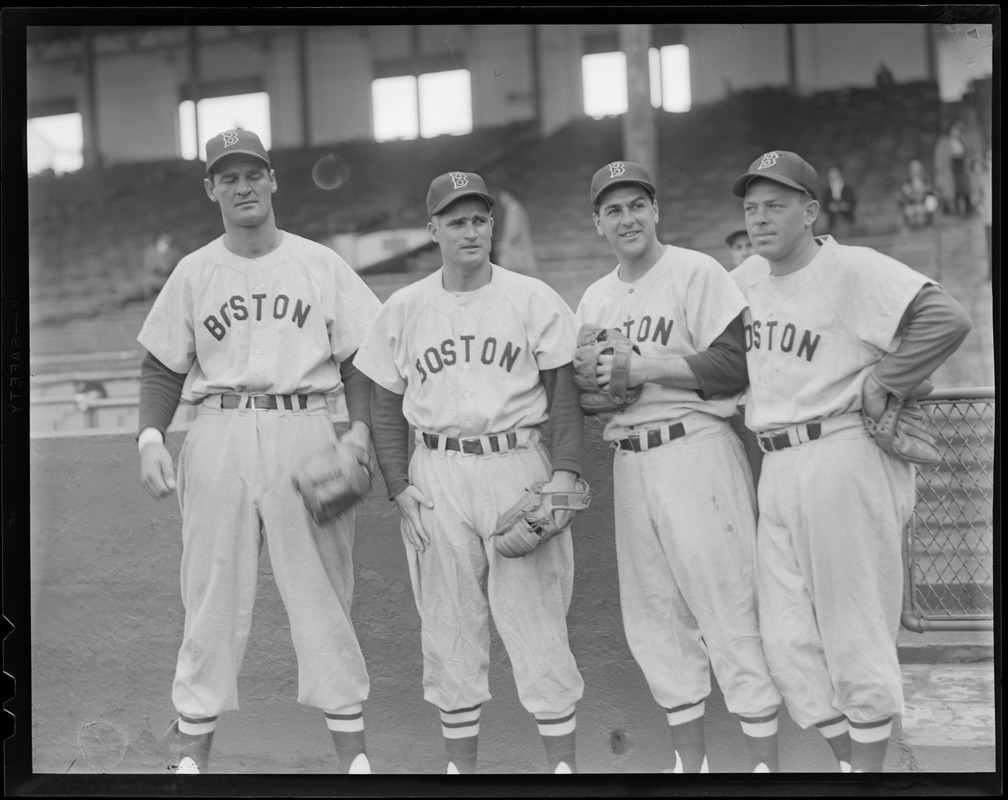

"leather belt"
[220, 393, 309, 411]
[421, 431, 519, 455]
[615, 422, 686, 452]
[757, 422, 822, 453]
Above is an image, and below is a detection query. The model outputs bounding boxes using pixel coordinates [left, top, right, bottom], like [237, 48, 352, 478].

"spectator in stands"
[118, 233, 183, 306]
[821, 166, 857, 240]
[874, 62, 895, 87]
[144, 232, 183, 286]
[490, 188, 541, 276]
[725, 228, 755, 268]
[897, 159, 940, 232]
[934, 119, 975, 218]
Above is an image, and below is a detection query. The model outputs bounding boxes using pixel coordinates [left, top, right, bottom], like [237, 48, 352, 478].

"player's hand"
[140, 441, 177, 499]
[394, 485, 433, 553]
[861, 371, 889, 423]
[596, 351, 645, 389]
[539, 469, 577, 495]
[338, 420, 372, 455]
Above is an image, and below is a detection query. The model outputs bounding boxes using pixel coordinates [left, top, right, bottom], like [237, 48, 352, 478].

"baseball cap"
[725, 228, 750, 246]
[591, 161, 656, 209]
[205, 129, 271, 175]
[426, 172, 496, 218]
[731, 151, 819, 200]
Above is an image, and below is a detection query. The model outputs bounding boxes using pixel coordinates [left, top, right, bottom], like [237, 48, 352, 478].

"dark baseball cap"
[591, 161, 656, 209]
[426, 172, 496, 218]
[731, 150, 819, 200]
[205, 129, 271, 175]
[725, 228, 750, 246]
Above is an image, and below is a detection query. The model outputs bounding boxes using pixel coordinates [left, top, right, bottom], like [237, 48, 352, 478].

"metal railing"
[902, 387, 995, 632]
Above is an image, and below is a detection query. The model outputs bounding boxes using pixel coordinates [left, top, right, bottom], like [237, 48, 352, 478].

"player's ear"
[427, 220, 438, 242]
[593, 212, 604, 236]
[804, 198, 820, 226]
[268, 169, 277, 193]
[204, 177, 218, 203]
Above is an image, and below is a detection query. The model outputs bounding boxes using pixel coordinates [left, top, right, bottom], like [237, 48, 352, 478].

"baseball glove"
[291, 439, 374, 524]
[862, 384, 941, 465]
[573, 325, 642, 415]
[490, 479, 593, 558]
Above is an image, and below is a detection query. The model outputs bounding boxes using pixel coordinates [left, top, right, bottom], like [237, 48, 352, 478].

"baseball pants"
[172, 399, 370, 718]
[612, 416, 782, 718]
[755, 420, 915, 728]
[404, 428, 584, 716]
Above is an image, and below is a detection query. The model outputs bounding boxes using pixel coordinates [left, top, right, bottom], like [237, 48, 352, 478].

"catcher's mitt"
[573, 325, 642, 415]
[862, 383, 941, 465]
[490, 479, 592, 558]
[291, 439, 374, 524]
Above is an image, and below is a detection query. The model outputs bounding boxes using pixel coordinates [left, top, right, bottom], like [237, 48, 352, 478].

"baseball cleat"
[348, 753, 371, 774]
[176, 756, 200, 774]
[446, 761, 460, 775]
[554, 761, 573, 774]
[666, 752, 709, 773]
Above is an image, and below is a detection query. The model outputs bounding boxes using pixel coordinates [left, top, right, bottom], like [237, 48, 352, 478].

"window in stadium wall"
[582, 51, 629, 119]
[582, 45, 691, 119]
[650, 44, 691, 113]
[372, 69, 473, 142]
[179, 92, 272, 162]
[27, 112, 84, 176]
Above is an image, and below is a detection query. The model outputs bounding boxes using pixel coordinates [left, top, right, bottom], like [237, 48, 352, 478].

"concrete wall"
[26, 423, 989, 779]
[27, 22, 985, 166]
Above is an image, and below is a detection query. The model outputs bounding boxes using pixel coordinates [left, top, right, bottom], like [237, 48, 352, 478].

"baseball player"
[136, 129, 382, 775]
[726, 228, 755, 268]
[353, 171, 585, 775]
[575, 161, 782, 773]
[729, 150, 971, 771]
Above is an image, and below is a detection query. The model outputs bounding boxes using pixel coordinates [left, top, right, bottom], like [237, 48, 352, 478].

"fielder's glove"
[573, 325, 642, 415]
[291, 438, 374, 524]
[490, 479, 592, 558]
[862, 381, 941, 465]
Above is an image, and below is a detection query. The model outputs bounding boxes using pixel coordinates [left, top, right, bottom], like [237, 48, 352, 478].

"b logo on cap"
[450, 172, 469, 189]
[608, 162, 627, 178]
[757, 152, 780, 170]
[222, 130, 241, 148]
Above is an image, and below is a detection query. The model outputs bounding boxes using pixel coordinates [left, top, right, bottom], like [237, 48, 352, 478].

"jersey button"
[462, 364, 469, 370]
[463, 391, 471, 398]
[628, 288, 635, 294]
[256, 348, 261, 354]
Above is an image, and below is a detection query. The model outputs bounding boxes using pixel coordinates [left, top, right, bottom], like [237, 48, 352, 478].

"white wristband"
[137, 427, 165, 453]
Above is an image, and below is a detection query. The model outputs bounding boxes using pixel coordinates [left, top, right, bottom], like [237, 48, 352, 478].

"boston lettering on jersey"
[203, 293, 311, 342]
[743, 319, 821, 362]
[615, 315, 675, 346]
[415, 335, 522, 384]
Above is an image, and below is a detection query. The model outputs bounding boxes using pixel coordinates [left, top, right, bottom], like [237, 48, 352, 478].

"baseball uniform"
[355, 261, 585, 772]
[730, 148, 971, 773]
[575, 246, 782, 738]
[576, 161, 782, 773]
[137, 129, 382, 775]
[731, 236, 928, 728]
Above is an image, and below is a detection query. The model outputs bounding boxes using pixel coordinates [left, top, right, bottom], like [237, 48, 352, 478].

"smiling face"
[428, 197, 494, 275]
[593, 184, 663, 268]
[204, 156, 277, 230]
[743, 178, 819, 274]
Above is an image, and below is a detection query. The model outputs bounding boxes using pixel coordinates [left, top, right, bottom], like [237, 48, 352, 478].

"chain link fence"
[902, 387, 995, 632]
